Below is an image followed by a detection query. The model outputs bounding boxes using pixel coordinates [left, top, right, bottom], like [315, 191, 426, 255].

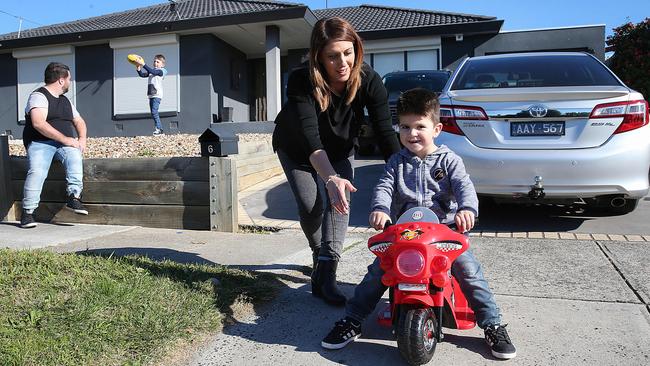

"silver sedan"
[437, 52, 649, 214]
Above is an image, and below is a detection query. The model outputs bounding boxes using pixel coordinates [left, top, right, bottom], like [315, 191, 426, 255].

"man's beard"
[62, 86, 69, 94]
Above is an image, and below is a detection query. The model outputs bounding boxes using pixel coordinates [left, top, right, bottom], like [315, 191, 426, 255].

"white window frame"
[372, 51, 405, 77]
[406, 49, 440, 71]
[110, 34, 180, 117]
[13, 45, 76, 123]
[365, 36, 442, 74]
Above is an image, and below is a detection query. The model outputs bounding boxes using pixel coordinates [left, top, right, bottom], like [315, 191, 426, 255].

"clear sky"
[0, 0, 648, 39]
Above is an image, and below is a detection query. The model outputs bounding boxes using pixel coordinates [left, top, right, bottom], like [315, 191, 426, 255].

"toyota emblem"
[528, 104, 548, 118]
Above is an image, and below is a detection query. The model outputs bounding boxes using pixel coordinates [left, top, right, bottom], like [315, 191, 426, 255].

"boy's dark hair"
[154, 54, 166, 63]
[44, 62, 70, 84]
[396, 88, 440, 124]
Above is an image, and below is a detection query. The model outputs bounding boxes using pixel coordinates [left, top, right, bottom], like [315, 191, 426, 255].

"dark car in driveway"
[384, 70, 451, 126]
[358, 70, 451, 155]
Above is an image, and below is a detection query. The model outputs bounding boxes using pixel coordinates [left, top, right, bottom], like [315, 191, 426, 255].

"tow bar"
[528, 175, 545, 200]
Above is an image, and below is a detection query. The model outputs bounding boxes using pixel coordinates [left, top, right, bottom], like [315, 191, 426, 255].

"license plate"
[510, 121, 565, 136]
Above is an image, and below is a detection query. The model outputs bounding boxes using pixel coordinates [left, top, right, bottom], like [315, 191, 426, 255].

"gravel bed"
[8, 133, 272, 159]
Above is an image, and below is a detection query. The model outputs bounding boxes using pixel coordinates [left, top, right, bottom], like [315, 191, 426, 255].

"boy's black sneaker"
[153, 128, 164, 136]
[66, 195, 89, 215]
[485, 324, 516, 359]
[20, 210, 37, 228]
[321, 317, 361, 350]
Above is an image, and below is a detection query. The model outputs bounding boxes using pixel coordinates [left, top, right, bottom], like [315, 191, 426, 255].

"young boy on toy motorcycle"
[321, 88, 517, 360]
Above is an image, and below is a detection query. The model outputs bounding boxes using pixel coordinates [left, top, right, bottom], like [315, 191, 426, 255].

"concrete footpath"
[1, 220, 649, 365]
[187, 235, 650, 366]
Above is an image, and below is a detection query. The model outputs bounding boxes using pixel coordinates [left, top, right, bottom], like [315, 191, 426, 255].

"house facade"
[0, 1, 605, 138]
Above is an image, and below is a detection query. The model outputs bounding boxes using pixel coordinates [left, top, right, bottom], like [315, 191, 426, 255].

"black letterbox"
[198, 128, 239, 157]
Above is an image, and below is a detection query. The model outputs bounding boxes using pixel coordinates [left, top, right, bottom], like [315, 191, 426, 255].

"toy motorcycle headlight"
[396, 249, 425, 277]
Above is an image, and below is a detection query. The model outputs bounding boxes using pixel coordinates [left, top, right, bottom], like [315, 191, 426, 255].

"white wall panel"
[373, 52, 404, 78]
[16, 52, 75, 122]
[112, 38, 179, 115]
[407, 49, 439, 70]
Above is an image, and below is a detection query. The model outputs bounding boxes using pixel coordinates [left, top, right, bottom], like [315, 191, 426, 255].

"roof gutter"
[358, 19, 504, 41]
[0, 6, 313, 50]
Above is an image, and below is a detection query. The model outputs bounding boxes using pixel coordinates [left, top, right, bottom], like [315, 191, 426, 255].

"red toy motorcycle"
[368, 207, 476, 365]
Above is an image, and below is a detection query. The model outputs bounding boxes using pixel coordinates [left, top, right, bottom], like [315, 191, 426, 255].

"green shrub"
[607, 18, 650, 100]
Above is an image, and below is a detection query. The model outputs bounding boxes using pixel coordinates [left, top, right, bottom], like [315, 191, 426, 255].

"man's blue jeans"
[22, 140, 83, 213]
[346, 249, 501, 329]
[149, 97, 162, 130]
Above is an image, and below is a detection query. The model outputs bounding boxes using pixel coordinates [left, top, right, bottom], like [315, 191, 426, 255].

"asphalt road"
[242, 155, 650, 236]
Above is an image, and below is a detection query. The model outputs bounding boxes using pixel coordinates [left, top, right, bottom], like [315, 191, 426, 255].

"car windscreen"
[450, 55, 622, 90]
[384, 73, 449, 94]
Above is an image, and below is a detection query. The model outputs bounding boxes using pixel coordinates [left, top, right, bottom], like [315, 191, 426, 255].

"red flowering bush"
[607, 18, 650, 100]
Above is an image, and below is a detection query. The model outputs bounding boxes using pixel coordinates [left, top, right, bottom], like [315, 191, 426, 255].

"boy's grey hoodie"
[371, 145, 479, 224]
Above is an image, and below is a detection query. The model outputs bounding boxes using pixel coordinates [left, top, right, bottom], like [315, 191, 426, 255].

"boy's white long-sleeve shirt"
[137, 64, 167, 98]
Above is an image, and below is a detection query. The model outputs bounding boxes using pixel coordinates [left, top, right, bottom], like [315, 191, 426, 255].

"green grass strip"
[0, 249, 279, 366]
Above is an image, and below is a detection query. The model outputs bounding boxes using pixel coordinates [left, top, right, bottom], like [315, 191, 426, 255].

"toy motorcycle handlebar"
[383, 219, 478, 234]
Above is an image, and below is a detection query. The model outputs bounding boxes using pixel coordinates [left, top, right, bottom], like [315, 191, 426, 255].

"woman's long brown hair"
[309, 17, 365, 112]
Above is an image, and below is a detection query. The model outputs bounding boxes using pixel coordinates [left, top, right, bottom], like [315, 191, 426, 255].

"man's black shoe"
[66, 195, 89, 215]
[321, 317, 361, 350]
[20, 210, 37, 228]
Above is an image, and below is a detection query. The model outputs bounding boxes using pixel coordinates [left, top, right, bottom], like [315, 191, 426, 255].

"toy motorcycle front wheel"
[396, 305, 438, 365]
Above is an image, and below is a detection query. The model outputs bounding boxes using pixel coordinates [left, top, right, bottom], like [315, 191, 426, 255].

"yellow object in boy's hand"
[127, 54, 144, 66]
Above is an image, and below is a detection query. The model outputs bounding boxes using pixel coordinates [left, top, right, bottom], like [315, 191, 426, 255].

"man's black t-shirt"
[23, 87, 76, 148]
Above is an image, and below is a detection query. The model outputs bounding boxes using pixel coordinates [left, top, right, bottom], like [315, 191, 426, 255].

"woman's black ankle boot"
[311, 251, 321, 297]
[315, 259, 346, 306]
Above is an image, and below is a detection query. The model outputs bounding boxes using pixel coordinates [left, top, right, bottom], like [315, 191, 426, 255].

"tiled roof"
[313, 4, 496, 32]
[0, 0, 302, 41]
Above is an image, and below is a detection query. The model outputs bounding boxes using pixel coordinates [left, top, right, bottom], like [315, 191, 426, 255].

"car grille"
[389, 105, 398, 124]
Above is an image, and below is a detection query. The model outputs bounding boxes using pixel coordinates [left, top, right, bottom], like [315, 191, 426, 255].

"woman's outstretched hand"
[326, 175, 357, 215]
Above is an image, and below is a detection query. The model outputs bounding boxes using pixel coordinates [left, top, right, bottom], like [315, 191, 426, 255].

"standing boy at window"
[136, 54, 167, 135]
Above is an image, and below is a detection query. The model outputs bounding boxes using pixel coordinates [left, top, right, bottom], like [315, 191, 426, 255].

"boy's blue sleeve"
[446, 153, 479, 217]
[137, 68, 148, 77]
[143, 64, 165, 77]
[371, 154, 398, 215]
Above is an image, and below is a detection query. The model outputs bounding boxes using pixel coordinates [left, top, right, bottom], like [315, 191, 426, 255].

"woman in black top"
[272, 17, 400, 306]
